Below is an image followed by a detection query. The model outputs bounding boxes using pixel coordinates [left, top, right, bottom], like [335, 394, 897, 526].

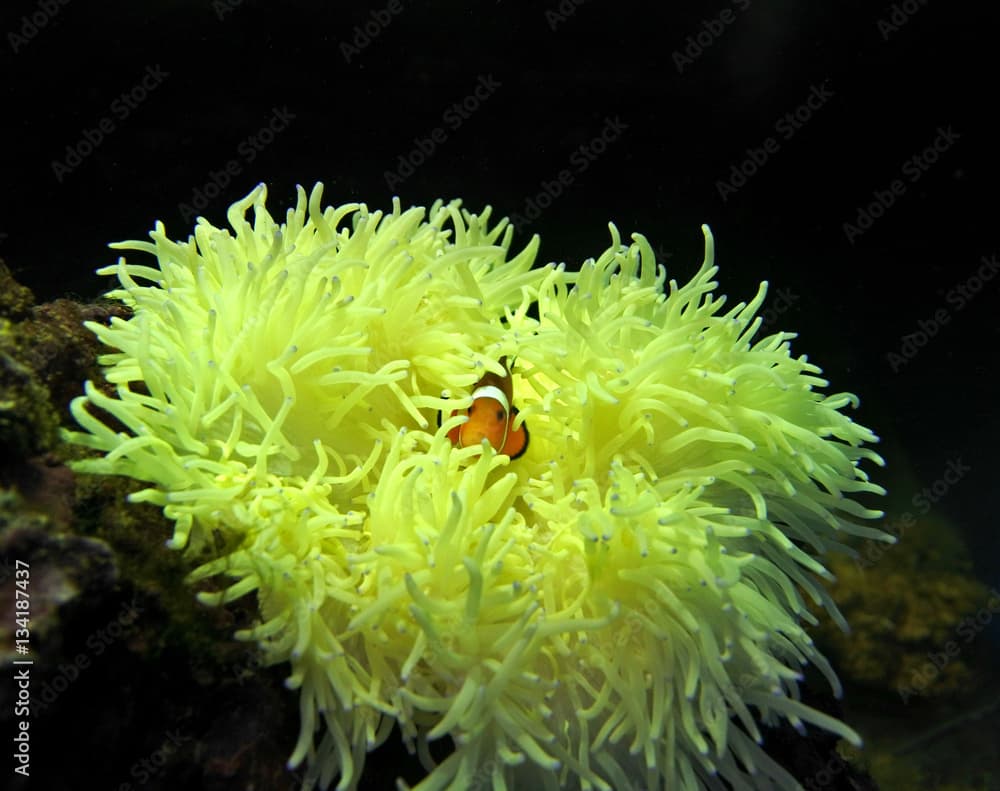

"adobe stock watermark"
[841, 125, 960, 245]
[228, 646, 265, 686]
[715, 81, 834, 202]
[339, 0, 404, 64]
[383, 74, 502, 192]
[115, 728, 193, 789]
[876, 0, 929, 41]
[467, 759, 500, 791]
[30, 596, 143, 716]
[885, 253, 998, 372]
[50, 64, 170, 184]
[855, 456, 971, 571]
[897, 588, 1000, 703]
[756, 287, 799, 333]
[653, 243, 674, 264]
[212, 0, 245, 21]
[177, 105, 296, 224]
[6, 0, 71, 54]
[801, 751, 854, 791]
[545, 0, 589, 32]
[672, 0, 752, 74]
[508, 115, 629, 230]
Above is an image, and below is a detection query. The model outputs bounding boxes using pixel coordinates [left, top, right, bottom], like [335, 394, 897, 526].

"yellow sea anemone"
[65, 183, 888, 790]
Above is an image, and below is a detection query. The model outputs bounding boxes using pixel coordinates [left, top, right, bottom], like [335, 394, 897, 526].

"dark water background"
[2, 1, 998, 789]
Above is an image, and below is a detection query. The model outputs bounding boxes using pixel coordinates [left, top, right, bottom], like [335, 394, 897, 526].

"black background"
[2, 0, 998, 786]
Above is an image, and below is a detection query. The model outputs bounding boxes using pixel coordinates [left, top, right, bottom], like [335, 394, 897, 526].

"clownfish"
[440, 357, 529, 459]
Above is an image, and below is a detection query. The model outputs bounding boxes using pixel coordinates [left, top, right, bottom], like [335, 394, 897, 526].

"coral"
[0, 265, 134, 546]
[65, 183, 887, 791]
[0, 330, 60, 460]
[0, 260, 128, 468]
[0, 489, 117, 659]
[814, 515, 992, 699]
[0, 261, 35, 321]
[0, 480, 277, 791]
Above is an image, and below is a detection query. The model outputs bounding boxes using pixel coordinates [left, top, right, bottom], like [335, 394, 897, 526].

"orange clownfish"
[440, 357, 529, 459]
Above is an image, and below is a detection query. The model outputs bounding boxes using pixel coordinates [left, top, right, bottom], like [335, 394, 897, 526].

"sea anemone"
[65, 183, 888, 790]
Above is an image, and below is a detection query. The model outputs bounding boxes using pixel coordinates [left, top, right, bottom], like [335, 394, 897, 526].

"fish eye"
[496, 408, 506, 422]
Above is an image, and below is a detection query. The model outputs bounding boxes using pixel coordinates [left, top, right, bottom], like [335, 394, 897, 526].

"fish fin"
[501, 408, 529, 459]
